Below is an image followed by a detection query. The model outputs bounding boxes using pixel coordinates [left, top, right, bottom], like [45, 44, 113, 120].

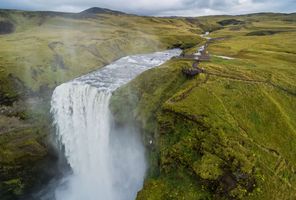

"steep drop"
[50, 49, 181, 200]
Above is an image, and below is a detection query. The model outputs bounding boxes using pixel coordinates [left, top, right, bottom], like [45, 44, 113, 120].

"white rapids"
[50, 49, 181, 200]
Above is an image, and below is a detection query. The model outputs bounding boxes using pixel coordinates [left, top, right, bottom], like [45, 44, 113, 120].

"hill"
[80, 7, 126, 15]
[110, 12, 296, 200]
[0, 8, 203, 198]
[0, 8, 296, 199]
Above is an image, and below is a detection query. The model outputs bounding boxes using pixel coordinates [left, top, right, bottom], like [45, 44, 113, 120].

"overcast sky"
[0, 0, 295, 16]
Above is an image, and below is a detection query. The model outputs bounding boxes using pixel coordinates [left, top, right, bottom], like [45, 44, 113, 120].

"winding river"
[49, 49, 181, 200]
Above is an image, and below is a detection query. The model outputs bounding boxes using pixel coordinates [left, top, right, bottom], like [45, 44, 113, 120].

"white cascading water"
[50, 49, 181, 200]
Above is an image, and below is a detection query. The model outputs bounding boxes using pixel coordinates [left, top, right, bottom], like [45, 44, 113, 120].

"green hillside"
[0, 8, 296, 199]
[0, 8, 203, 198]
[110, 13, 296, 200]
[0, 9, 202, 94]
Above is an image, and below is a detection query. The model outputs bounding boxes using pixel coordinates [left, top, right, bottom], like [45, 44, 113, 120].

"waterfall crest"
[50, 49, 181, 200]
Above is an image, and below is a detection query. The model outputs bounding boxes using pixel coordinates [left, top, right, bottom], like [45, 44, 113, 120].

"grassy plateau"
[110, 13, 296, 200]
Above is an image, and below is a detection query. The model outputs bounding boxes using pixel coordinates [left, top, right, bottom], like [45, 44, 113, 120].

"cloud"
[0, 0, 294, 16]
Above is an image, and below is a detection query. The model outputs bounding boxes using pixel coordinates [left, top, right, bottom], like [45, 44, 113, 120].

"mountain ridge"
[0, 7, 294, 17]
[80, 7, 126, 15]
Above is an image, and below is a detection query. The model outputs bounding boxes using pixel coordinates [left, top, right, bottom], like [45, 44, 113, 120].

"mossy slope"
[0, 9, 295, 199]
[0, 126, 57, 199]
[110, 14, 296, 199]
[0, 9, 204, 199]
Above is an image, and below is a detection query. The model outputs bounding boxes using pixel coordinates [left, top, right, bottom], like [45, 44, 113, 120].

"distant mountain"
[80, 7, 126, 15]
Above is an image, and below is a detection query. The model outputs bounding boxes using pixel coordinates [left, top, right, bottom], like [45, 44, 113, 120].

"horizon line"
[0, 6, 295, 18]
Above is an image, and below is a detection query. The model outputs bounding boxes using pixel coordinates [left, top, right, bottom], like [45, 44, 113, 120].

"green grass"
[0, 126, 49, 198]
[0, 11, 203, 94]
[1, 9, 296, 200]
[110, 14, 296, 199]
[0, 10, 204, 199]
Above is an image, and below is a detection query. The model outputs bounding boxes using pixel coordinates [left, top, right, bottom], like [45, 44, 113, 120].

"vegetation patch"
[246, 30, 284, 36]
[0, 126, 58, 199]
[111, 16, 296, 199]
[217, 19, 245, 26]
[0, 21, 14, 34]
[80, 7, 126, 15]
[1, 9, 296, 200]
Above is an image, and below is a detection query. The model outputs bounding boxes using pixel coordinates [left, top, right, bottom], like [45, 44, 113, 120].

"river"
[48, 49, 181, 200]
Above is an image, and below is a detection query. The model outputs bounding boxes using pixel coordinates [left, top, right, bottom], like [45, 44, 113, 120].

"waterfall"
[50, 49, 181, 200]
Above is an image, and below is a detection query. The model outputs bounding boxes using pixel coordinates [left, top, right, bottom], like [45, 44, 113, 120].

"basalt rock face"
[0, 21, 15, 34]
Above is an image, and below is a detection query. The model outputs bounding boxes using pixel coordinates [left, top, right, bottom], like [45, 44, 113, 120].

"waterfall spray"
[50, 49, 181, 200]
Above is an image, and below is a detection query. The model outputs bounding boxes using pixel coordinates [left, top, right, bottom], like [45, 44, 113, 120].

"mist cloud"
[0, 0, 294, 16]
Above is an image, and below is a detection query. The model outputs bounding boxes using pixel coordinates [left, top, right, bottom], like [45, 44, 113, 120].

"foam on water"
[50, 49, 181, 200]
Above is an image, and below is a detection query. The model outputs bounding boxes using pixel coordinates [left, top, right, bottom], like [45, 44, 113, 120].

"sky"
[0, 0, 295, 16]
